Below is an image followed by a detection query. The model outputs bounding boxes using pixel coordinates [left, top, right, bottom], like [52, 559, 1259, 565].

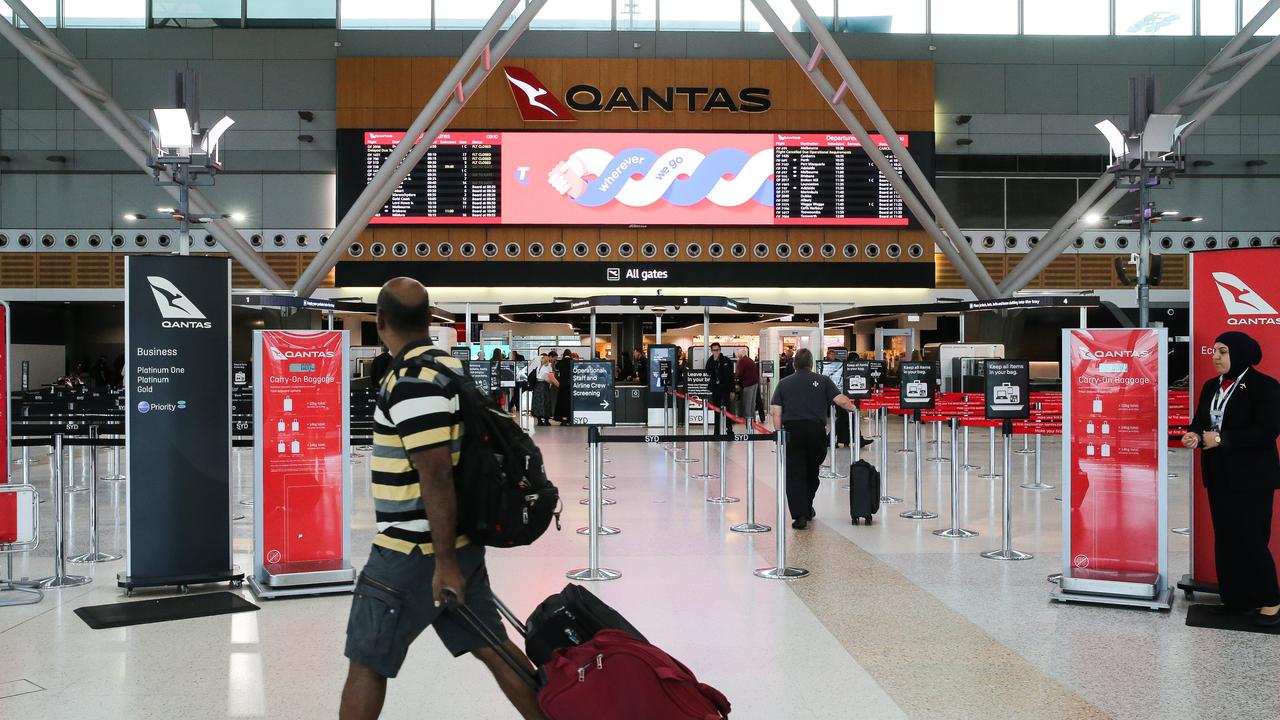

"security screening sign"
[684, 369, 712, 424]
[844, 359, 873, 400]
[465, 360, 494, 394]
[571, 361, 616, 426]
[124, 255, 236, 589]
[898, 361, 938, 410]
[984, 360, 1030, 420]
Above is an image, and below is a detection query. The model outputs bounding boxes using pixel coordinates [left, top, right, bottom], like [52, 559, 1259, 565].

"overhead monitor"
[337, 130, 934, 227]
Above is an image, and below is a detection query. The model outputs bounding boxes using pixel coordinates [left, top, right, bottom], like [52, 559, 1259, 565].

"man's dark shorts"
[344, 543, 507, 678]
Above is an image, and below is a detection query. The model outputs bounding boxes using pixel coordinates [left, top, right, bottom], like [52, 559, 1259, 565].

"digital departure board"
[338, 130, 933, 227]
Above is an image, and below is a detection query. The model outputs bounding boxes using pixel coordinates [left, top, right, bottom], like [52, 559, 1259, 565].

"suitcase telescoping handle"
[443, 591, 539, 691]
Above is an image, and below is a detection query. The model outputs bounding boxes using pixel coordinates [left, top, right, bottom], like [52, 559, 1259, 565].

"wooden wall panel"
[1, 254, 36, 288]
[337, 57, 935, 132]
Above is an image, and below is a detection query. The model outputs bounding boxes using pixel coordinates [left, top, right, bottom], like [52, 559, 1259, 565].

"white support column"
[0, 1, 286, 291]
[294, 0, 548, 297]
[999, 0, 1280, 295]
[748, 0, 999, 300]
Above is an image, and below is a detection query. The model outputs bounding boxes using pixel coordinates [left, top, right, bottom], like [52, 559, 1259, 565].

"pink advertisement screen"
[354, 131, 920, 227]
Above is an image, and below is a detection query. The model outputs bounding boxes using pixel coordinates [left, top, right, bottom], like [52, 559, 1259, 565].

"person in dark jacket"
[552, 349, 573, 424]
[706, 342, 737, 430]
[1183, 330, 1280, 626]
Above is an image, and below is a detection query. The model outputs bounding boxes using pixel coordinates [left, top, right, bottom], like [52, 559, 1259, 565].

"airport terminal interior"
[4, 1, 1280, 718]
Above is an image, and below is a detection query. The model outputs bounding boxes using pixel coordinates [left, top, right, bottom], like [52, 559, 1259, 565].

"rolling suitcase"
[848, 459, 881, 525]
[524, 583, 647, 666]
[449, 591, 731, 719]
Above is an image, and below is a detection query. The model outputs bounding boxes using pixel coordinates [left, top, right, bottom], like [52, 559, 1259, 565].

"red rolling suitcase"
[449, 592, 731, 719]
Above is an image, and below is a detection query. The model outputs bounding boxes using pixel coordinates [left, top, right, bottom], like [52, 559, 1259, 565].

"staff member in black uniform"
[1183, 331, 1280, 626]
[770, 348, 858, 529]
[706, 342, 737, 431]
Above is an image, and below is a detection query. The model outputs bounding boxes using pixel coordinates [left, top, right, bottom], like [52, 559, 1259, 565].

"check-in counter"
[614, 383, 647, 426]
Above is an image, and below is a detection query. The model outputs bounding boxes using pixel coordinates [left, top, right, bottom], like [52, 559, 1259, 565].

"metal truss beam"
[748, 0, 1000, 299]
[293, 0, 546, 297]
[0, 0, 288, 290]
[999, 0, 1280, 296]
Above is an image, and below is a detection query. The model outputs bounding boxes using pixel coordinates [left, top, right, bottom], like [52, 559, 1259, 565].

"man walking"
[770, 348, 858, 529]
[340, 277, 545, 720]
[706, 342, 737, 430]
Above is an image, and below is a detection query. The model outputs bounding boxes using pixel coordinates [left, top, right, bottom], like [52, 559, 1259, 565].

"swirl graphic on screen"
[547, 148, 774, 208]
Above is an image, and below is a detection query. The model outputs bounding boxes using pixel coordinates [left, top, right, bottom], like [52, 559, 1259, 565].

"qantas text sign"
[1190, 249, 1280, 587]
[500, 132, 775, 226]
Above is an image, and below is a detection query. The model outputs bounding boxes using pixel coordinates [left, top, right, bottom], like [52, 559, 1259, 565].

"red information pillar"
[1058, 328, 1170, 607]
[1188, 249, 1280, 592]
[251, 330, 354, 597]
[0, 301, 13, 542]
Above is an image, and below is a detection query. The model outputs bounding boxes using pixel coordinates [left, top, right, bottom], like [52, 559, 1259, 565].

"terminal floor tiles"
[2, 423, 1276, 720]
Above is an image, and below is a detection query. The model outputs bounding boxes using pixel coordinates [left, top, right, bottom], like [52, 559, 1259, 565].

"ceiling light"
[46, 155, 67, 163]
[152, 108, 194, 150]
[1084, 213, 1101, 224]
[1184, 216, 1204, 223]
[230, 212, 247, 222]
[125, 213, 145, 221]
[1246, 159, 1269, 167]
[157, 207, 176, 214]
[1160, 210, 1179, 216]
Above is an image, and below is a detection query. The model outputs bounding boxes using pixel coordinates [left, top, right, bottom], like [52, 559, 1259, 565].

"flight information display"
[341, 130, 931, 227]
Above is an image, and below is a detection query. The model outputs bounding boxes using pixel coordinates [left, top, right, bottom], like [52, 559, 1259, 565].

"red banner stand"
[249, 330, 356, 599]
[0, 301, 14, 543]
[1181, 248, 1280, 600]
[1053, 328, 1172, 610]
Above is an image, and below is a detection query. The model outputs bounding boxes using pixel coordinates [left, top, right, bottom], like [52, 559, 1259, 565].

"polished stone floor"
[1, 416, 1273, 720]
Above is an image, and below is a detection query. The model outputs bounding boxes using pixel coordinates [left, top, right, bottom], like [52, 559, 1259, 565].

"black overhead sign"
[984, 359, 1030, 420]
[337, 261, 934, 291]
[844, 360, 873, 399]
[570, 361, 616, 426]
[898, 361, 939, 410]
[684, 369, 712, 400]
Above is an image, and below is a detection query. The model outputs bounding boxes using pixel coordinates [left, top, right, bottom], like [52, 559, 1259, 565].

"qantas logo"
[503, 67, 575, 122]
[501, 65, 771, 120]
[1213, 272, 1278, 316]
[270, 348, 335, 360]
[147, 275, 212, 329]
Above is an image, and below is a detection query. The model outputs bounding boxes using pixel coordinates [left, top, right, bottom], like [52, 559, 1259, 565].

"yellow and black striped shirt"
[371, 340, 467, 555]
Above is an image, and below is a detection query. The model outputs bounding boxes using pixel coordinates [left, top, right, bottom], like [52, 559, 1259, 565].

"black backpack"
[425, 357, 562, 548]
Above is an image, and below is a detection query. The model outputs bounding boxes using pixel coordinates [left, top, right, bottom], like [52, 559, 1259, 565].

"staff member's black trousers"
[783, 420, 828, 521]
[1207, 485, 1280, 609]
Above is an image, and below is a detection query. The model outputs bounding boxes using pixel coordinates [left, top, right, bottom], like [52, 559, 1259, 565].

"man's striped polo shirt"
[371, 339, 467, 555]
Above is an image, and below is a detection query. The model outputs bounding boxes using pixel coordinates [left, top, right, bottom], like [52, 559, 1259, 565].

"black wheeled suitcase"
[848, 459, 881, 524]
[523, 583, 648, 666]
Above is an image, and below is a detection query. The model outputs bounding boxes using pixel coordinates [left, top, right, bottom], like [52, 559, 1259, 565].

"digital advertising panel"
[339, 130, 929, 227]
[1188, 248, 1280, 593]
[252, 330, 354, 598]
[1058, 328, 1169, 607]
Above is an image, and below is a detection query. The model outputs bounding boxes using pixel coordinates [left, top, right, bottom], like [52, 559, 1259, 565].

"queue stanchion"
[898, 410, 938, 520]
[69, 426, 122, 564]
[960, 419, 979, 471]
[842, 405, 860, 489]
[819, 407, 845, 480]
[879, 407, 902, 504]
[692, 400, 717, 480]
[675, 392, 696, 466]
[980, 425, 1001, 480]
[934, 418, 978, 539]
[568, 427, 620, 581]
[707, 412, 739, 504]
[663, 390, 676, 453]
[927, 419, 947, 462]
[896, 411, 913, 454]
[1019, 423, 1055, 491]
[731, 430, 770, 534]
[36, 434, 91, 588]
[981, 419, 1034, 561]
[1015, 433, 1035, 455]
[102, 442, 125, 483]
[66, 438, 87, 493]
[755, 430, 809, 580]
